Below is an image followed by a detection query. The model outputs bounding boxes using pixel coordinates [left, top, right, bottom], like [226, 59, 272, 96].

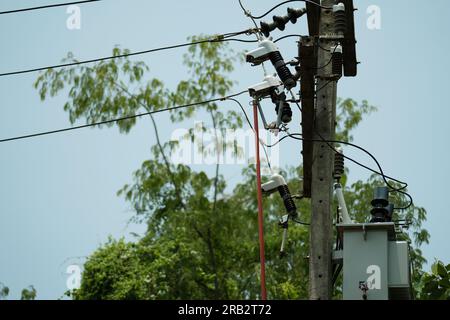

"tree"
[0, 282, 9, 300]
[0, 283, 37, 300]
[418, 260, 450, 300]
[20, 286, 37, 300]
[35, 37, 430, 300]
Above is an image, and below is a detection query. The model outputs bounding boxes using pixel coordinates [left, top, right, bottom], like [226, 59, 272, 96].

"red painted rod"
[253, 99, 267, 300]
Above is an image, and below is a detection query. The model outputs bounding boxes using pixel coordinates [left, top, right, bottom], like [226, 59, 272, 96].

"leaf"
[437, 262, 448, 279]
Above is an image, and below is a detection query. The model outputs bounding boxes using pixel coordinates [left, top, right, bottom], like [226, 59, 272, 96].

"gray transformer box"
[337, 223, 412, 300]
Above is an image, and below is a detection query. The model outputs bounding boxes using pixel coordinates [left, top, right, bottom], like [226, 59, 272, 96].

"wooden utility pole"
[309, 0, 337, 300]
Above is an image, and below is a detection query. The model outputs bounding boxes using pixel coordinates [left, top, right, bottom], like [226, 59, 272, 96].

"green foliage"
[20, 286, 37, 300]
[34, 48, 157, 134]
[418, 260, 450, 300]
[72, 239, 151, 300]
[36, 36, 431, 300]
[0, 282, 9, 300]
[336, 98, 376, 142]
[0, 283, 38, 300]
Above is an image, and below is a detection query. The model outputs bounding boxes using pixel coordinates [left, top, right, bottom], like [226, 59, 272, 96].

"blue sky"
[0, 0, 449, 299]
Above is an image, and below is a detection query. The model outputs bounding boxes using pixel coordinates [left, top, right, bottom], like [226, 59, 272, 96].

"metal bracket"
[318, 34, 345, 41]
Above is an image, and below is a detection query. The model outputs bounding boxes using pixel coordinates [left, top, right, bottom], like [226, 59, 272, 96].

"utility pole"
[246, 0, 356, 300]
[309, 0, 337, 300]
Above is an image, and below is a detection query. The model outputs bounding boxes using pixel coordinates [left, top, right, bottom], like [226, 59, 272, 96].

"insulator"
[260, 21, 272, 38]
[273, 15, 289, 31]
[287, 7, 306, 24]
[385, 204, 394, 222]
[269, 51, 296, 89]
[275, 102, 293, 124]
[281, 103, 292, 123]
[371, 187, 389, 207]
[259, 7, 307, 37]
[332, 45, 343, 77]
[370, 187, 389, 223]
[334, 147, 345, 180]
[333, 3, 347, 36]
[278, 184, 298, 219]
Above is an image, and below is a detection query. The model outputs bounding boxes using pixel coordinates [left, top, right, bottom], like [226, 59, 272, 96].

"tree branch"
[113, 81, 186, 210]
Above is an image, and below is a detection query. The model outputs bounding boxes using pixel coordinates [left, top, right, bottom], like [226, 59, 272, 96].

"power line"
[238, 0, 261, 34]
[292, 218, 310, 226]
[274, 34, 302, 43]
[0, 0, 100, 15]
[239, 0, 331, 20]
[286, 133, 413, 210]
[264, 133, 411, 198]
[0, 30, 257, 77]
[226, 98, 272, 171]
[0, 91, 247, 144]
[233, 93, 410, 200]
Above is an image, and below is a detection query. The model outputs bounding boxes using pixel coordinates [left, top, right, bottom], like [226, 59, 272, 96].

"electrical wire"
[227, 98, 272, 171]
[286, 133, 413, 210]
[238, 0, 262, 33]
[393, 190, 414, 211]
[241, 90, 412, 209]
[223, 38, 258, 44]
[315, 77, 410, 198]
[0, 91, 247, 144]
[289, 90, 302, 112]
[263, 132, 412, 209]
[310, 44, 339, 72]
[274, 34, 302, 43]
[332, 264, 343, 285]
[0, 0, 100, 15]
[237, 0, 270, 76]
[0, 31, 257, 77]
[289, 133, 409, 189]
[240, 0, 331, 20]
[315, 80, 334, 96]
[292, 218, 310, 226]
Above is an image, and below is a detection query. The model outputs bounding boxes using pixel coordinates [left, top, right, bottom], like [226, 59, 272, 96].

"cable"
[288, 133, 407, 187]
[264, 132, 298, 148]
[274, 34, 303, 43]
[0, 0, 100, 15]
[0, 91, 247, 144]
[393, 190, 414, 211]
[237, 0, 269, 75]
[0, 31, 257, 77]
[289, 90, 302, 112]
[310, 44, 339, 72]
[264, 132, 411, 205]
[240, 0, 331, 20]
[227, 98, 272, 171]
[332, 264, 343, 285]
[309, 94, 409, 196]
[286, 133, 413, 209]
[238, 0, 262, 33]
[222, 38, 258, 44]
[315, 80, 334, 96]
[292, 218, 310, 226]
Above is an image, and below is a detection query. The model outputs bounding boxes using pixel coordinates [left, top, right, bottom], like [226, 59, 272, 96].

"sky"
[0, 0, 449, 299]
